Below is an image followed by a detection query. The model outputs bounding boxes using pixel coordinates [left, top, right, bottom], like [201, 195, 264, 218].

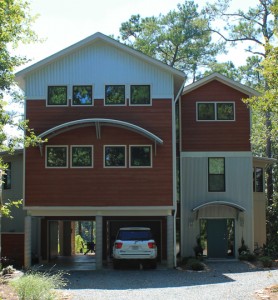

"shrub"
[2, 265, 15, 275]
[187, 258, 205, 271]
[259, 256, 273, 268]
[10, 270, 68, 300]
[238, 252, 256, 262]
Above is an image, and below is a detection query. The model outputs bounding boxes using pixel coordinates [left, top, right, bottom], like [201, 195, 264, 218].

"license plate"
[131, 246, 139, 250]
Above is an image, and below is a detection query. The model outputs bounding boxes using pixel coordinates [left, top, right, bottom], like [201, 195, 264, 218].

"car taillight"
[148, 242, 156, 249]
[115, 242, 123, 249]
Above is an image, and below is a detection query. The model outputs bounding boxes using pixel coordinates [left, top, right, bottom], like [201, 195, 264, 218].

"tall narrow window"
[208, 157, 225, 192]
[130, 85, 150, 105]
[71, 146, 93, 168]
[130, 146, 152, 167]
[48, 86, 67, 105]
[3, 162, 11, 189]
[253, 167, 263, 192]
[104, 146, 126, 167]
[46, 146, 68, 168]
[105, 85, 125, 105]
[72, 85, 93, 105]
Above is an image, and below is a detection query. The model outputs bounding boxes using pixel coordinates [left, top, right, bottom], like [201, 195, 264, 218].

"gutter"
[173, 79, 186, 268]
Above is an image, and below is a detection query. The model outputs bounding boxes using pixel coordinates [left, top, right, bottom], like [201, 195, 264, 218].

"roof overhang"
[38, 118, 163, 145]
[192, 201, 246, 213]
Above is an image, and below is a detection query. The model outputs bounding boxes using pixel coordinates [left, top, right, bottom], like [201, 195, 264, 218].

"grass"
[10, 270, 68, 300]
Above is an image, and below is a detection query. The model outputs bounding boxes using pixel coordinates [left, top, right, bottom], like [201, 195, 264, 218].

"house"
[14, 32, 185, 269]
[178, 73, 274, 258]
[1, 34, 274, 269]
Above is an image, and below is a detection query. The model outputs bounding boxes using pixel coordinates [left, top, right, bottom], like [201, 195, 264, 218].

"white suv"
[112, 227, 157, 269]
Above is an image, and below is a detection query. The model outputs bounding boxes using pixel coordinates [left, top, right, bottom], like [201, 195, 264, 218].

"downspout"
[172, 79, 186, 268]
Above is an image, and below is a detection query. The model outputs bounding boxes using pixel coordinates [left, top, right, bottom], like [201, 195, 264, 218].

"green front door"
[207, 219, 228, 258]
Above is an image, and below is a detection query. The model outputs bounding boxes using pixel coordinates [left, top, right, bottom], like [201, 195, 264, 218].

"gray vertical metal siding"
[25, 41, 174, 99]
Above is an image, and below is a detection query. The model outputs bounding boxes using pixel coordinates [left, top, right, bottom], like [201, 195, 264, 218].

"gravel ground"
[59, 261, 278, 300]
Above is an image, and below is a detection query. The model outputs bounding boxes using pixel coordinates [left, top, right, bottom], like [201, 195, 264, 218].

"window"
[72, 85, 93, 105]
[130, 85, 151, 105]
[71, 146, 93, 168]
[48, 86, 67, 105]
[197, 102, 235, 121]
[104, 146, 126, 167]
[105, 85, 125, 105]
[3, 162, 11, 189]
[208, 157, 225, 192]
[46, 146, 68, 168]
[253, 167, 263, 192]
[130, 145, 152, 167]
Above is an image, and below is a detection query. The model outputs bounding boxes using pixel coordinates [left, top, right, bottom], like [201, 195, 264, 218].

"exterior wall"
[25, 101, 173, 207]
[1, 233, 24, 268]
[180, 80, 251, 152]
[180, 152, 253, 257]
[23, 40, 174, 100]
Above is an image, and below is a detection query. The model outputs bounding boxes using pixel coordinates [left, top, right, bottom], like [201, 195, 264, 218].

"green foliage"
[259, 256, 273, 268]
[186, 258, 205, 271]
[118, 1, 224, 81]
[10, 271, 68, 300]
[75, 234, 85, 254]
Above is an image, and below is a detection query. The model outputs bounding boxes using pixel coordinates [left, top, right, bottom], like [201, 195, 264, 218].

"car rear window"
[117, 230, 152, 241]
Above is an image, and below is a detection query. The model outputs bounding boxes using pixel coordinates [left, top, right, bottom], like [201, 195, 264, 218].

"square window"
[3, 162, 11, 190]
[197, 103, 215, 120]
[104, 146, 126, 167]
[208, 157, 225, 192]
[46, 146, 68, 168]
[71, 146, 93, 167]
[72, 86, 93, 105]
[48, 86, 67, 105]
[105, 85, 125, 105]
[217, 103, 234, 120]
[130, 85, 150, 105]
[130, 146, 152, 167]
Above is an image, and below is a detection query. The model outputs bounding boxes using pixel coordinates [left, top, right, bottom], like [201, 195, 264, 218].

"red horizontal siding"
[1, 233, 24, 268]
[25, 100, 173, 207]
[181, 80, 251, 152]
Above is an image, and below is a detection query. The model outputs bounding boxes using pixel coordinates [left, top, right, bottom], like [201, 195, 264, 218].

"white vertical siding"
[24, 41, 174, 99]
[180, 152, 254, 257]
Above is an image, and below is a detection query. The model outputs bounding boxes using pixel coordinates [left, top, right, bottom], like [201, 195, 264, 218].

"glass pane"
[105, 146, 125, 167]
[3, 162, 11, 189]
[48, 86, 67, 105]
[208, 174, 225, 191]
[217, 103, 234, 120]
[47, 147, 67, 167]
[72, 147, 92, 167]
[72, 86, 92, 105]
[255, 167, 263, 192]
[130, 146, 151, 167]
[130, 85, 150, 105]
[105, 85, 125, 105]
[209, 158, 224, 174]
[198, 103, 215, 120]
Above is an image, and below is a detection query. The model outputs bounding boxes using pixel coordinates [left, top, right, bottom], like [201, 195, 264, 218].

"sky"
[16, 0, 258, 71]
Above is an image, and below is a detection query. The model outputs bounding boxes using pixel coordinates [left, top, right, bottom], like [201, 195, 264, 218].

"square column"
[167, 215, 174, 268]
[95, 215, 103, 270]
[24, 215, 32, 268]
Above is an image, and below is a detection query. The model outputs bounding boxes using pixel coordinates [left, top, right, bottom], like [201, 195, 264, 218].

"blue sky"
[17, 0, 257, 69]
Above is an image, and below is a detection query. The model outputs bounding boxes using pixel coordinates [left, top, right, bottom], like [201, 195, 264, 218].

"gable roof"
[183, 73, 260, 97]
[15, 32, 185, 96]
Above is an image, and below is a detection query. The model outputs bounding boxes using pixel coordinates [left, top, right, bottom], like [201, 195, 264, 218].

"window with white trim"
[104, 146, 126, 167]
[130, 145, 152, 167]
[3, 162, 11, 189]
[46, 146, 68, 168]
[130, 85, 151, 105]
[197, 102, 235, 121]
[47, 86, 67, 106]
[71, 146, 93, 168]
[105, 85, 125, 105]
[208, 157, 225, 192]
[72, 85, 93, 106]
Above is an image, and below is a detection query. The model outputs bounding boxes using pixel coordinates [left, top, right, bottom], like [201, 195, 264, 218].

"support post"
[24, 215, 32, 269]
[95, 216, 103, 270]
[167, 215, 174, 268]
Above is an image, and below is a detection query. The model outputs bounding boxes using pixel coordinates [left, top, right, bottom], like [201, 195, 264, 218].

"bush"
[238, 252, 256, 262]
[259, 256, 273, 268]
[10, 271, 68, 300]
[187, 258, 205, 271]
[2, 265, 15, 275]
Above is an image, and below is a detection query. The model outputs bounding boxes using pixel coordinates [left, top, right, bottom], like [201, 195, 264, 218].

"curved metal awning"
[38, 118, 163, 145]
[192, 201, 246, 213]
